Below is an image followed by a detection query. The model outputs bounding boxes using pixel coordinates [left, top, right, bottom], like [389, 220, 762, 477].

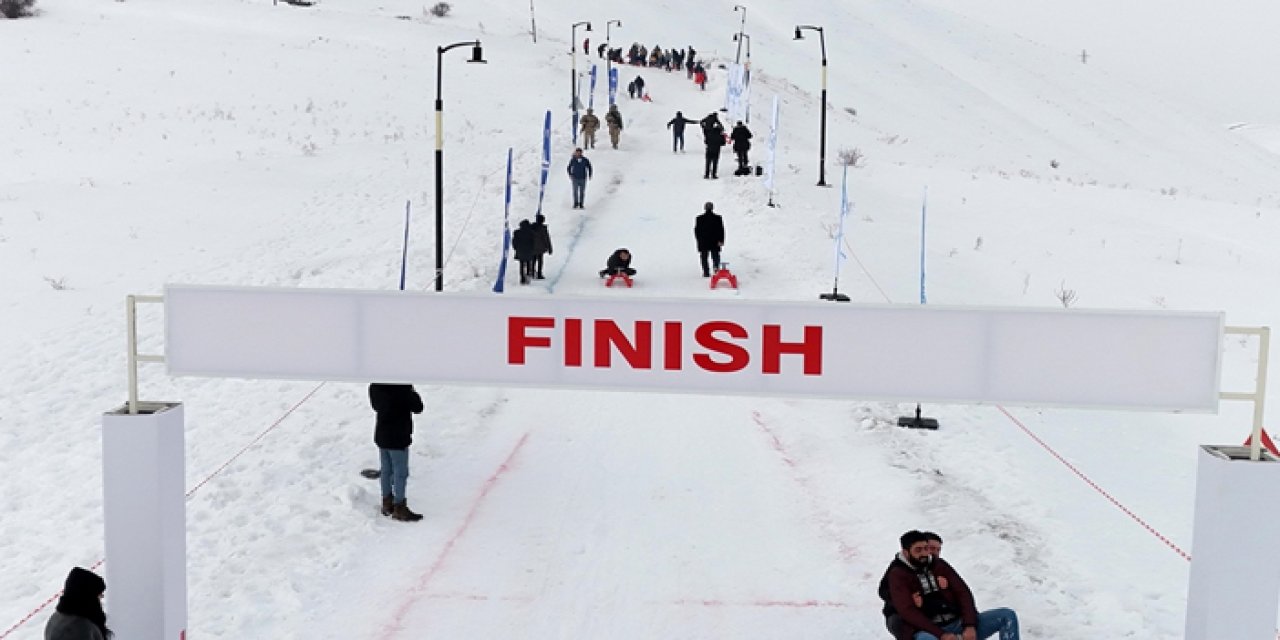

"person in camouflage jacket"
[580, 108, 600, 150]
[605, 104, 624, 149]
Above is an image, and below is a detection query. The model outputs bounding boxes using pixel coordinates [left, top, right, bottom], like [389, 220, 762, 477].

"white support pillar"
[1185, 445, 1280, 639]
[102, 402, 187, 640]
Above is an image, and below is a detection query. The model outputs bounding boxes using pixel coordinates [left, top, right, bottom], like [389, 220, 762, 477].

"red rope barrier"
[0, 384, 324, 637]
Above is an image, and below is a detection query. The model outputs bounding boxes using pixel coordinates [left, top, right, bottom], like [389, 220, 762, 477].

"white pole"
[102, 402, 188, 640]
[1185, 445, 1280, 639]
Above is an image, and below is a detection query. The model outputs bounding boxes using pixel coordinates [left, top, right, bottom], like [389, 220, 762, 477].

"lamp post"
[571, 21, 591, 110]
[434, 40, 486, 293]
[732, 32, 751, 60]
[605, 19, 621, 104]
[733, 5, 747, 64]
[794, 25, 828, 187]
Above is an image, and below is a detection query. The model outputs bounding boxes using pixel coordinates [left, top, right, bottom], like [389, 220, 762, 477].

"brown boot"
[392, 501, 423, 522]
[380, 496, 394, 517]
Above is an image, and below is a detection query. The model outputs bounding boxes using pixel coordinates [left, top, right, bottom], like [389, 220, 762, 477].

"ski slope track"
[3, 0, 1280, 638]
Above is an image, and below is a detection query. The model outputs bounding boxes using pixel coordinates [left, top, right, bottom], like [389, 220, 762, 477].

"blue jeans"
[379, 448, 410, 503]
[571, 177, 587, 206]
[913, 608, 1019, 640]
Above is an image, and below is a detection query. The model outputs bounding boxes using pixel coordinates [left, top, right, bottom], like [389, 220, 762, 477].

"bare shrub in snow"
[1, 0, 36, 18]
[1054, 281, 1077, 308]
[837, 147, 863, 168]
[43, 275, 67, 290]
[428, 2, 451, 17]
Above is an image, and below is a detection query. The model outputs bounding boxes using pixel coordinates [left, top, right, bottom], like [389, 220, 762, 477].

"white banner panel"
[164, 285, 1224, 412]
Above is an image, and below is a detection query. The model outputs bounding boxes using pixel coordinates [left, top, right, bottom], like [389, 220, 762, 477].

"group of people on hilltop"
[600, 43, 695, 73]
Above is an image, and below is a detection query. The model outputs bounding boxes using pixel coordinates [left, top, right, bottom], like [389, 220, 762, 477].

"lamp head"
[469, 43, 486, 63]
[585, 22, 592, 31]
[793, 27, 803, 40]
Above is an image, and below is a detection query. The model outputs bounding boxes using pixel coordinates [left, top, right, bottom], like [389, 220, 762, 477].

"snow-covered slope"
[3, 0, 1279, 638]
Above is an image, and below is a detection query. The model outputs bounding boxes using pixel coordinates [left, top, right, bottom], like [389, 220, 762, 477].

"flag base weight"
[897, 405, 939, 430]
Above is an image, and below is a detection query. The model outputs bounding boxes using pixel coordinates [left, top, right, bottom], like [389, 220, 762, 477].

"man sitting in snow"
[598, 248, 636, 278]
[879, 530, 1020, 640]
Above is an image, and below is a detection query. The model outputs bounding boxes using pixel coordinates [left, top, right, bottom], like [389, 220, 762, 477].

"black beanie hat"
[63, 567, 105, 598]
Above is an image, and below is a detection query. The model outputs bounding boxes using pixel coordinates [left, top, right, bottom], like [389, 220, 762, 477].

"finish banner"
[164, 285, 1224, 412]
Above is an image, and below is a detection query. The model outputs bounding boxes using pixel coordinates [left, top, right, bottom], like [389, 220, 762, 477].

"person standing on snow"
[605, 104, 624, 149]
[693, 61, 707, 90]
[730, 120, 753, 175]
[667, 110, 698, 153]
[44, 567, 111, 640]
[694, 201, 726, 278]
[579, 108, 600, 150]
[566, 147, 593, 209]
[633, 75, 646, 99]
[512, 219, 536, 284]
[370, 383, 425, 522]
[530, 213, 553, 279]
[700, 112, 726, 179]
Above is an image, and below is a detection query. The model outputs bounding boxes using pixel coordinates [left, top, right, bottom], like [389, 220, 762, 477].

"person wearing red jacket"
[880, 530, 1020, 640]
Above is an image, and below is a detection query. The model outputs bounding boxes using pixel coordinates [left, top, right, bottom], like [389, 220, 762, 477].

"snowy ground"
[3, 0, 1280, 638]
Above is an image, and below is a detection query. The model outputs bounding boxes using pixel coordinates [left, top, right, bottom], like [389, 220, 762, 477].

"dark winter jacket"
[370, 383, 423, 450]
[46, 567, 109, 640]
[531, 219, 553, 256]
[881, 555, 979, 640]
[606, 107, 624, 131]
[567, 156, 593, 180]
[667, 112, 698, 135]
[730, 124, 753, 152]
[605, 248, 632, 272]
[512, 220, 536, 262]
[45, 613, 105, 640]
[701, 115, 725, 147]
[633, 76, 645, 93]
[694, 210, 725, 252]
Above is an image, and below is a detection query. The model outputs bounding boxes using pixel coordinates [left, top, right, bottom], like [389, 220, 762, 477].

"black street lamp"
[605, 19, 622, 104]
[571, 21, 591, 111]
[794, 25, 828, 187]
[732, 32, 751, 61]
[434, 40, 486, 293]
[733, 5, 747, 64]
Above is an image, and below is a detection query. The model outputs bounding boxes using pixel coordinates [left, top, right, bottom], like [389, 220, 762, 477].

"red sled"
[710, 266, 738, 290]
[605, 273, 634, 288]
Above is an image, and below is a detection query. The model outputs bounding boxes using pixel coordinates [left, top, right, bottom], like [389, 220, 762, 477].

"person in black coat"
[666, 110, 698, 153]
[512, 219, 536, 285]
[530, 213, 553, 279]
[694, 201, 726, 277]
[633, 75, 646, 98]
[44, 567, 111, 640]
[730, 121, 753, 174]
[598, 248, 636, 278]
[700, 113, 725, 179]
[370, 383, 424, 521]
